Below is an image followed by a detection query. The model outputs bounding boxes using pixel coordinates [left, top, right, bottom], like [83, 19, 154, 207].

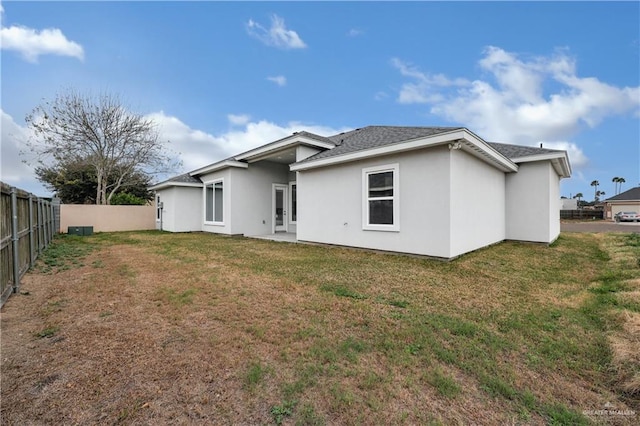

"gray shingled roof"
[301, 126, 463, 162]
[488, 142, 565, 159]
[154, 126, 570, 188]
[605, 187, 640, 202]
[152, 173, 202, 187]
[293, 130, 336, 146]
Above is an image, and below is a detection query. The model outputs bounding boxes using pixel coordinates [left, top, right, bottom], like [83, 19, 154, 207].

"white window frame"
[203, 178, 225, 225]
[362, 163, 399, 232]
[289, 181, 297, 224]
[156, 196, 161, 221]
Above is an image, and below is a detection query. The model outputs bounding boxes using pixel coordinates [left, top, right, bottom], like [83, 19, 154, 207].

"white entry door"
[273, 185, 288, 232]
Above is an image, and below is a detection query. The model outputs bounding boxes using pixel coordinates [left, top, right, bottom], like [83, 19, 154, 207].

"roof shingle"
[605, 186, 640, 202]
[487, 142, 564, 159]
[301, 126, 462, 162]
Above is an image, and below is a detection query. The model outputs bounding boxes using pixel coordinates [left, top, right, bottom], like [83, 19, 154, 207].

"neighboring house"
[150, 126, 571, 259]
[603, 187, 640, 220]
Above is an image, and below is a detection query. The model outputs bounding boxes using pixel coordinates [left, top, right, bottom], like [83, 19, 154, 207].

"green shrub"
[110, 192, 146, 205]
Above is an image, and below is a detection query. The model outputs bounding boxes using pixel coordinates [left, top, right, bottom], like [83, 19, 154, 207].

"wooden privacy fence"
[1, 182, 59, 307]
[560, 210, 605, 220]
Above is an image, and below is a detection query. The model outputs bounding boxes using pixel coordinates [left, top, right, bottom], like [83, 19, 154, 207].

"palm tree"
[596, 190, 606, 202]
[574, 192, 583, 208]
[590, 180, 599, 202]
[612, 177, 620, 194]
[618, 177, 626, 194]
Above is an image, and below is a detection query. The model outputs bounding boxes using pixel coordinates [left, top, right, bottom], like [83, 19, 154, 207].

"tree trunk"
[96, 171, 103, 205]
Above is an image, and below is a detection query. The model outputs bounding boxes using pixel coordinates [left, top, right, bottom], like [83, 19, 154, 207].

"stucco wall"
[449, 148, 506, 257]
[548, 164, 561, 241]
[297, 147, 453, 258]
[230, 161, 290, 236]
[156, 186, 202, 232]
[200, 169, 233, 234]
[505, 161, 558, 243]
[60, 204, 156, 233]
[197, 162, 290, 236]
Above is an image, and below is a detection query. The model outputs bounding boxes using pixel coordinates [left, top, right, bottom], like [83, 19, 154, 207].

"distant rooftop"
[605, 186, 640, 202]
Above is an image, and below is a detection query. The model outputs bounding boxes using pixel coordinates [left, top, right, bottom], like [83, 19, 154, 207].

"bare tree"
[25, 90, 178, 204]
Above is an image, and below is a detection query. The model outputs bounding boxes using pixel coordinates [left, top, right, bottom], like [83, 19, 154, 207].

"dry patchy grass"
[1, 231, 638, 425]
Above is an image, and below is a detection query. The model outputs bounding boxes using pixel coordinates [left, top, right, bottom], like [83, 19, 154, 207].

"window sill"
[362, 225, 399, 232]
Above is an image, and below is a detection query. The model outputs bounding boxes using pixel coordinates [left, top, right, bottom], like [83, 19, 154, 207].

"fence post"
[28, 194, 35, 266]
[37, 198, 43, 254]
[10, 187, 20, 293]
[43, 200, 49, 248]
[52, 197, 60, 235]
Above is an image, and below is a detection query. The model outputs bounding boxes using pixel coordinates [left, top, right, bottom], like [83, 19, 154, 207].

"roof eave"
[189, 160, 248, 177]
[605, 199, 640, 203]
[235, 135, 334, 162]
[510, 152, 572, 178]
[291, 128, 517, 173]
[149, 182, 203, 191]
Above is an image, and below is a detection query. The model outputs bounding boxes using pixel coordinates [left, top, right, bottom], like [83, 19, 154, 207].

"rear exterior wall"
[298, 147, 451, 257]
[156, 186, 202, 232]
[449, 148, 506, 257]
[505, 161, 560, 243]
[229, 161, 290, 236]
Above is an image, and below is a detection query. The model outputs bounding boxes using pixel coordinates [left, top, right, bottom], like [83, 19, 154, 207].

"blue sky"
[1, 1, 639, 201]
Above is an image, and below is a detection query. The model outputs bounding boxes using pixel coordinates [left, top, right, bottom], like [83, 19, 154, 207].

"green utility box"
[67, 226, 94, 236]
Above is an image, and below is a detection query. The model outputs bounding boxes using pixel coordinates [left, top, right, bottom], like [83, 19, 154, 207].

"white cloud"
[374, 91, 388, 101]
[391, 58, 468, 104]
[0, 109, 50, 195]
[539, 141, 588, 168]
[227, 114, 251, 126]
[246, 14, 306, 49]
[1, 24, 84, 63]
[392, 47, 640, 168]
[347, 28, 364, 37]
[267, 75, 287, 86]
[147, 111, 346, 177]
[1, 108, 345, 194]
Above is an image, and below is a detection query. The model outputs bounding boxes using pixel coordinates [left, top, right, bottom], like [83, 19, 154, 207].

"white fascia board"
[235, 135, 334, 162]
[291, 129, 517, 172]
[149, 182, 203, 191]
[189, 160, 248, 177]
[605, 199, 640, 204]
[510, 152, 572, 178]
[458, 131, 519, 172]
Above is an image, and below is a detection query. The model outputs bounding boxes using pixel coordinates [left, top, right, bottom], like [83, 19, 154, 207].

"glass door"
[274, 185, 287, 232]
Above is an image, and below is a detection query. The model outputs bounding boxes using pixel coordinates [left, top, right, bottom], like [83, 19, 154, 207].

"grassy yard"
[1, 231, 638, 425]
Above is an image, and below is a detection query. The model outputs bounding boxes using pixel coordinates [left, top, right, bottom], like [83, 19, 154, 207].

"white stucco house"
[150, 126, 571, 259]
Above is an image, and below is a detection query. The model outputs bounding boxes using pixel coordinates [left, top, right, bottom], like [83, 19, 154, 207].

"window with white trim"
[156, 196, 161, 221]
[362, 164, 399, 231]
[204, 179, 224, 224]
